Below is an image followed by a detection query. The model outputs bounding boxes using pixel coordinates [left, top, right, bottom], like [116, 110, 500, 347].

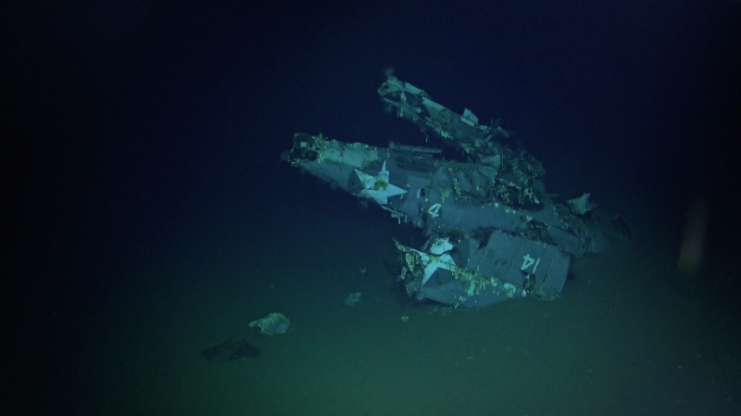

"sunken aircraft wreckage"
[282, 73, 627, 309]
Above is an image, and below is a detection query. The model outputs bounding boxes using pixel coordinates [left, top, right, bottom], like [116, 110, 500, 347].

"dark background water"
[7, 1, 741, 415]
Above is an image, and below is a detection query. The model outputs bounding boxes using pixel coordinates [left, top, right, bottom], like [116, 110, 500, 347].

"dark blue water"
[7, 1, 741, 415]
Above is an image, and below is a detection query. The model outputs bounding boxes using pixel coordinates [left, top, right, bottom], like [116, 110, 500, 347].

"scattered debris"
[249, 312, 291, 335]
[342, 292, 362, 307]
